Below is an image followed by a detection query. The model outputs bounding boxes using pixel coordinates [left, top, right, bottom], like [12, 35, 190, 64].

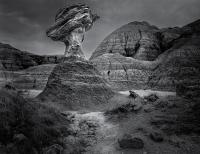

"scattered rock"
[118, 134, 144, 149]
[0, 144, 6, 154]
[168, 136, 184, 148]
[129, 90, 139, 99]
[167, 101, 177, 108]
[155, 99, 177, 109]
[150, 132, 164, 142]
[6, 143, 19, 154]
[64, 135, 76, 145]
[4, 83, 16, 91]
[143, 104, 154, 112]
[106, 101, 142, 115]
[133, 101, 143, 111]
[144, 94, 159, 102]
[13, 134, 27, 142]
[6, 134, 37, 154]
[43, 144, 63, 154]
[154, 100, 168, 108]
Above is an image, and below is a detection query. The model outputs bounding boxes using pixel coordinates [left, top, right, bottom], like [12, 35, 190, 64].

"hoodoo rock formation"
[46, 4, 99, 59]
[38, 5, 114, 109]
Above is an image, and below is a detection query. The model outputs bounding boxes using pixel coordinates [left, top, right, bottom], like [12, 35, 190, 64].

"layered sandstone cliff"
[0, 42, 63, 90]
[90, 21, 161, 61]
[148, 20, 200, 92]
[0, 42, 63, 71]
[90, 19, 200, 92]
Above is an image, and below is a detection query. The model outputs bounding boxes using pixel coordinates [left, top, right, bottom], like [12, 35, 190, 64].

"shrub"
[0, 89, 69, 153]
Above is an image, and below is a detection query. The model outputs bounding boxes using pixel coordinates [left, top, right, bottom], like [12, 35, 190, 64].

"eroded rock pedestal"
[38, 5, 113, 109]
[38, 57, 114, 109]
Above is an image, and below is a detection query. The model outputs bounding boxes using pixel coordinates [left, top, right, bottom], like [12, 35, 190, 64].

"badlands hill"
[90, 19, 200, 94]
[0, 43, 64, 90]
[38, 57, 115, 110]
[0, 42, 63, 71]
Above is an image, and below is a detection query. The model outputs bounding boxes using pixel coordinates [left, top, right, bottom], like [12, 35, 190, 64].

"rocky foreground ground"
[57, 91, 200, 154]
[1, 85, 199, 154]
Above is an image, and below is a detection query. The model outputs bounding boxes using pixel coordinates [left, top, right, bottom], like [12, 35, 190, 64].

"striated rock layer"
[0, 43, 37, 70]
[38, 57, 114, 109]
[90, 19, 200, 92]
[13, 64, 56, 90]
[90, 21, 164, 90]
[90, 21, 161, 61]
[38, 5, 114, 109]
[0, 42, 63, 71]
[148, 20, 200, 92]
[91, 53, 153, 90]
[0, 42, 64, 90]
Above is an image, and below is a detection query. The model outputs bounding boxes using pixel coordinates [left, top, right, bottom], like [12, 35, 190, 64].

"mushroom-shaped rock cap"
[46, 4, 99, 42]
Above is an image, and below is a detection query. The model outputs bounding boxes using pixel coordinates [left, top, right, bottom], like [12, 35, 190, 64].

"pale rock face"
[46, 4, 99, 59]
[64, 27, 85, 58]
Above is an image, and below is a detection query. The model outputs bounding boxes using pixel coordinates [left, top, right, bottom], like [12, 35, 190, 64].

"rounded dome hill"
[90, 21, 162, 61]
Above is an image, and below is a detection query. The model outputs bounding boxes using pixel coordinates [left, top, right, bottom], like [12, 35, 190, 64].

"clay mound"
[38, 57, 115, 109]
[0, 42, 63, 71]
[90, 21, 161, 61]
[91, 53, 153, 90]
[148, 20, 200, 91]
[90, 19, 200, 92]
[0, 61, 7, 87]
[13, 64, 56, 90]
[0, 43, 37, 70]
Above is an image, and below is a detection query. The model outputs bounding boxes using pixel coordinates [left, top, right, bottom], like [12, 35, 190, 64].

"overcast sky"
[0, 0, 200, 58]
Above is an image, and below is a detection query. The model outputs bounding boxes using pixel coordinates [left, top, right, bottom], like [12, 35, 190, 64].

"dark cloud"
[0, 0, 200, 58]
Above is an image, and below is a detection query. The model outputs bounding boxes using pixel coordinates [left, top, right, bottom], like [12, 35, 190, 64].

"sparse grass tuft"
[0, 88, 70, 153]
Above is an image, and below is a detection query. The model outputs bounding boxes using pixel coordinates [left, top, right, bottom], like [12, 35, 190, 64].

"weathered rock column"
[46, 4, 99, 59]
[38, 5, 114, 109]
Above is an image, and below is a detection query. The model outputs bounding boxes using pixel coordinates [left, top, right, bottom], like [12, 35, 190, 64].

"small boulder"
[4, 83, 16, 91]
[43, 144, 63, 154]
[133, 101, 142, 111]
[150, 132, 164, 142]
[7, 134, 37, 154]
[13, 134, 27, 142]
[167, 101, 177, 108]
[144, 94, 159, 102]
[129, 90, 139, 99]
[143, 104, 154, 112]
[118, 134, 144, 149]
